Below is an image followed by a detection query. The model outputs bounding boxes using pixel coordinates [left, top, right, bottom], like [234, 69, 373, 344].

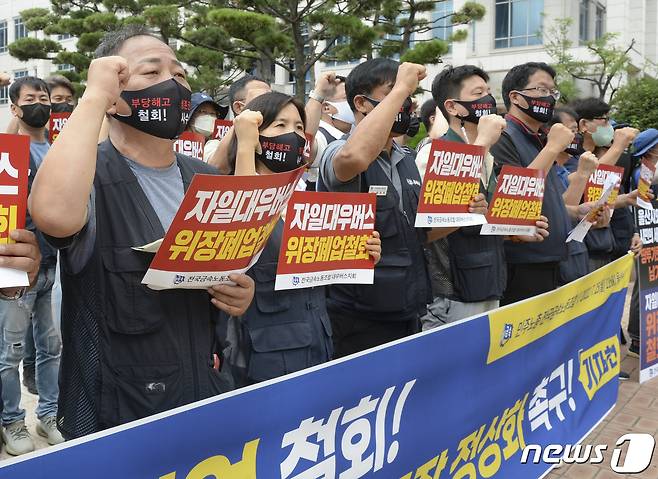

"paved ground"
[1, 284, 657, 478]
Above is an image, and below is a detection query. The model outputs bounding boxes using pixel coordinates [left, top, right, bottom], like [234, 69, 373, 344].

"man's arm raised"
[29, 56, 129, 238]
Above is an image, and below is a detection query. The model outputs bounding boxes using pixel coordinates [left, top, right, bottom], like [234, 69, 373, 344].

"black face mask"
[453, 94, 497, 124]
[364, 96, 412, 135]
[256, 132, 306, 173]
[406, 115, 421, 137]
[19, 103, 51, 128]
[565, 133, 585, 156]
[113, 78, 191, 139]
[516, 92, 556, 124]
[51, 102, 74, 114]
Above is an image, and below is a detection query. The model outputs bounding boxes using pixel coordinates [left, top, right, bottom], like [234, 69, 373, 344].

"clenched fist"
[393, 63, 427, 97]
[84, 56, 130, 114]
[475, 114, 507, 148]
[546, 123, 576, 153]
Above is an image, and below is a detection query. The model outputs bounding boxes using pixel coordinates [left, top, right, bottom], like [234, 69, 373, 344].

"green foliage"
[9, 38, 61, 61]
[543, 17, 636, 102]
[611, 77, 658, 131]
[407, 123, 427, 149]
[401, 39, 448, 63]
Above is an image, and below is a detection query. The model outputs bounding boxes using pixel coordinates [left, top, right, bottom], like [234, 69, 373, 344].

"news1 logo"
[521, 433, 656, 473]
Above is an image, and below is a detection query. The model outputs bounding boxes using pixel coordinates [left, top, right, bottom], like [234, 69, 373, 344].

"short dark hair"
[346, 58, 399, 111]
[46, 74, 75, 98]
[431, 65, 490, 120]
[227, 91, 306, 173]
[501, 62, 556, 109]
[228, 74, 269, 113]
[570, 97, 611, 121]
[555, 106, 579, 122]
[9, 76, 49, 105]
[94, 24, 164, 59]
[419, 98, 437, 131]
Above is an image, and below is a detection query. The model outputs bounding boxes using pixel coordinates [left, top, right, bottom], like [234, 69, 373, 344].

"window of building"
[579, 0, 590, 43]
[433, 0, 454, 42]
[0, 85, 8, 105]
[14, 17, 28, 40]
[494, 0, 543, 49]
[14, 70, 28, 79]
[595, 4, 605, 39]
[0, 21, 7, 54]
[57, 64, 75, 72]
[326, 36, 351, 66]
[58, 33, 72, 40]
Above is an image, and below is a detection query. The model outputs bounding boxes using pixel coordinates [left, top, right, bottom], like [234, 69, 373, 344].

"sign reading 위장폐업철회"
[480, 165, 545, 236]
[415, 139, 487, 227]
[142, 167, 304, 290]
[584, 164, 624, 205]
[275, 191, 376, 290]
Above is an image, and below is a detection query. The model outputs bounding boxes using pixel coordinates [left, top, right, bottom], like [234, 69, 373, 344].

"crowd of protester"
[0, 24, 655, 456]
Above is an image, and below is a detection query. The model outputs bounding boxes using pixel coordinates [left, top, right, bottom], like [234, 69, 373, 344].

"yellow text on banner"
[487, 253, 634, 364]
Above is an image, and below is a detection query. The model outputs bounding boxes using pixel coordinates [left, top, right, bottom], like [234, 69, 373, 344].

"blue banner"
[0, 254, 633, 479]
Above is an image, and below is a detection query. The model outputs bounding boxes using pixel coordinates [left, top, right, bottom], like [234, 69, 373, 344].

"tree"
[543, 17, 636, 103]
[611, 76, 658, 131]
[9, 0, 484, 101]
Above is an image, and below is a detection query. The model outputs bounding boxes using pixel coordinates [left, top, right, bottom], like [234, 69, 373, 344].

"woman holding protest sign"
[227, 91, 382, 385]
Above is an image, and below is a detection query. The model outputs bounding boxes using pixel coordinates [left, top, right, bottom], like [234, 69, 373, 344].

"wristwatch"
[0, 287, 26, 301]
[308, 90, 325, 104]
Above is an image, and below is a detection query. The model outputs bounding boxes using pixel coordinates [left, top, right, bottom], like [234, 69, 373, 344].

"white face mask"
[326, 100, 355, 125]
[192, 114, 216, 137]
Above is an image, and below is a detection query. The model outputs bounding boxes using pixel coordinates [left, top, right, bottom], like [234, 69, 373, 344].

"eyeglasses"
[520, 87, 561, 100]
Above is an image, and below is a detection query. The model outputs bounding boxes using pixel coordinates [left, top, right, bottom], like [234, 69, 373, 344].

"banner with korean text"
[275, 191, 376, 290]
[0, 133, 30, 288]
[0, 254, 634, 479]
[48, 112, 71, 143]
[174, 131, 206, 161]
[142, 168, 304, 289]
[636, 205, 658, 383]
[415, 140, 486, 227]
[214, 119, 233, 141]
[481, 165, 544, 236]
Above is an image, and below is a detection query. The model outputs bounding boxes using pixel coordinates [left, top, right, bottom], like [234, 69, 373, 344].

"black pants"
[330, 311, 418, 358]
[501, 262, 560, 306]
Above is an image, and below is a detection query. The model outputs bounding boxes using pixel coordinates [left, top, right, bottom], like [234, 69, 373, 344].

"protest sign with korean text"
[275, 191, 376, 290]
[142, 167, 304, 289]
[637, 159, 656, 210]
[636, 205, 658, 383]
[213, 119, 233, 141]
[0, 134, 30, 288]
[415, 139, 487, 227]
[481, 165, 544, 236]
[0, 254, 634, 479]
[585, 164, 624, 205]
[48, 112, 71, 143]
[567, 172, 620, 243]
[173, 131, 205, 161]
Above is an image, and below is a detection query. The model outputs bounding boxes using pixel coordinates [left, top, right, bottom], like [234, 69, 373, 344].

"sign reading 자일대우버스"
[584, 164, 624, 204]
[0, 134, 30, 288]
[567, 171, 620, 243]
[415, 139, 487, 227]
[48, 112, 71, 143]
[141, 167, 304, 289]
[173, 131, 205, 161]
[637, 158, 656, 210]
[213, 119, 233, 141]
[275, 191, 376, 290]
[480, 165, 545, 236]
[636, 205, 658, 383]
[0, 254, 635, 479]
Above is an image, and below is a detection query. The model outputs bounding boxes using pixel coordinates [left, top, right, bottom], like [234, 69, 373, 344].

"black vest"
[317, 149, 431, 322]
[58, 141, 233, 439]
[239, 220, 332, 385]
[502, 119, 569, 264]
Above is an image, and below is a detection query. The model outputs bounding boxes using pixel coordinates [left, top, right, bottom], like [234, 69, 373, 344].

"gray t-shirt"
[319, 138, 406, 211]
[63, 156, 184, 274]
[30, 141, 50, 168]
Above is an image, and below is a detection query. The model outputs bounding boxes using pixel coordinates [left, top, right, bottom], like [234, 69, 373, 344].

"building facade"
[1, 0, 657, 129]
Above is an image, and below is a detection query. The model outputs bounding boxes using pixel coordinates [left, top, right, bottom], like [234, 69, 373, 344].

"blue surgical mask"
[591, 123, 615, 147]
